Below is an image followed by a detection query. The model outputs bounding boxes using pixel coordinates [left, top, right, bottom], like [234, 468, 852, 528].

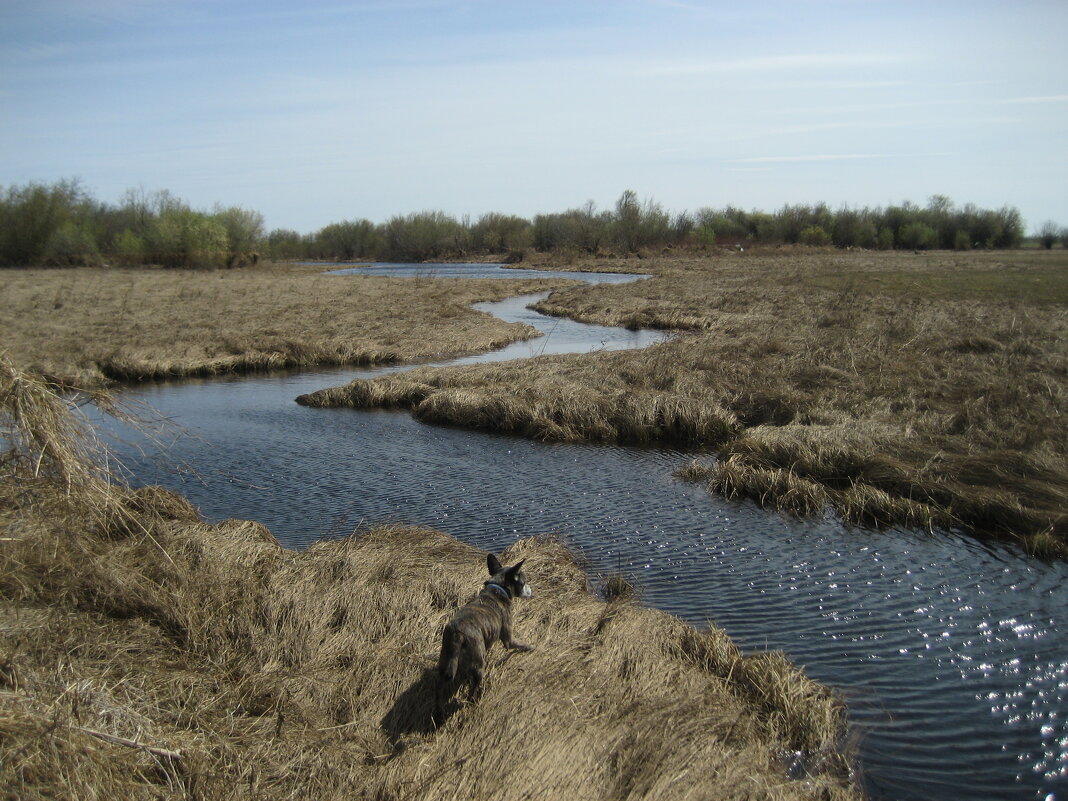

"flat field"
[0, 262, 573, 385]
[302, 248, 1068, 555]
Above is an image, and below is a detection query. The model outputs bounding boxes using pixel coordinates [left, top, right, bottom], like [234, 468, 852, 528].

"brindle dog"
[435, 553, 533, 719]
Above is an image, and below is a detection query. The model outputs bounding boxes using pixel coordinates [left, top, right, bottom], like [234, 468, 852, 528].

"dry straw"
[1, 361, 858, 800]
[305, 249, 1068, 556]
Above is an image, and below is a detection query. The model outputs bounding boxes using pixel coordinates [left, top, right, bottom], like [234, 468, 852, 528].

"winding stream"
[98, 263, 1067, 801]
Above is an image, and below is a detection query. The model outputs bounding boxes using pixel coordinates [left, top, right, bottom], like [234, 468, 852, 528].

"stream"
[98, 263, 1067, 801]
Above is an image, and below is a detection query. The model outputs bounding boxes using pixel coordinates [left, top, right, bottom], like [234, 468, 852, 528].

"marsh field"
[1, 360, 857, 801]
[0, 261, 574, 386]
[3, 247, 1066, 556]
[1, 246, 1066, 799]
[305, 248, 1068, 557]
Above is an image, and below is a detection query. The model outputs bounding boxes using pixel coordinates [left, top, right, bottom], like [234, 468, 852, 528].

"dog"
[435, 553, 533, 718]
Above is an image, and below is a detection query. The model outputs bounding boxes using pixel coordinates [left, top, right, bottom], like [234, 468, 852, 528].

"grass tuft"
[305, 249, 1068, 554]
[1, 364, 860, 800]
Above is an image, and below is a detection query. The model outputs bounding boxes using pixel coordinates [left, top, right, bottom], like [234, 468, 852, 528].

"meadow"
[301, 248, 1068, 557]
[0, 262, 571, 386]
[0, 361, 857, 800]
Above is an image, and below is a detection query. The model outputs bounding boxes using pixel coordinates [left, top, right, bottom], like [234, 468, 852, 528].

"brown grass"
[0, 361, 858, 800]
[309, 249, 1068, 555]
[0, 263, 576, 386]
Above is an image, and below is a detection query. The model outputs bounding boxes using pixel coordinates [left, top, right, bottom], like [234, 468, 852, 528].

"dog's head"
[486, 553, 532, 599]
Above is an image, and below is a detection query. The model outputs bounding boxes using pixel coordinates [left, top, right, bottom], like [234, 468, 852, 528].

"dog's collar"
[484, 582, 511, 600]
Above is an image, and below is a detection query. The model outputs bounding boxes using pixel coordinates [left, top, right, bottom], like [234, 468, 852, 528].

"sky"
[2, 0, 1066, 234]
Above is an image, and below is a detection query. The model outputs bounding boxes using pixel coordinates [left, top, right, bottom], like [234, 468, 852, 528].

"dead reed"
[0, 362, 859, 800]
[309, 249, 1068, 555]
[0, 263, 571, 386]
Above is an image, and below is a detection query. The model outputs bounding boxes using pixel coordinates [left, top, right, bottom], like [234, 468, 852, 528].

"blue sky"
[2, 0, 1066, 234]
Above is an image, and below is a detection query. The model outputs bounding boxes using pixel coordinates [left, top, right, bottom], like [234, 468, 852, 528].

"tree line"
[1, 180, 1060, 268]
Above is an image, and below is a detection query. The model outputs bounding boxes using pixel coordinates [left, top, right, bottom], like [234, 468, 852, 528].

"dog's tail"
[438, 623, 462, 682]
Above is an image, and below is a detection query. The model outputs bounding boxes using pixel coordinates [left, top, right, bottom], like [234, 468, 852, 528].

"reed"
[0, 264, 569, 386]
[299, 356, 741, 445]
[0, 362, 859, 800]
[307, 249, 1068, 555]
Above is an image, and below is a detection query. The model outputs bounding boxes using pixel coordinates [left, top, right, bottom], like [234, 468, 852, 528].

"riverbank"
[301, 248, 1068, 557]
[0, 262, 575, 386]
[0, 362, 858, 800]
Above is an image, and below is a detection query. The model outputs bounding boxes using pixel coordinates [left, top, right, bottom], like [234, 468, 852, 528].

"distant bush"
[532, 202, 610, 252]
[1038, 220, 1060, 249]
[383, 211, 467, 262]
[114, 229, 146, 266]
[470, 212, 532, 254]
[147, 208, 230, 268]
[798, 225, 831, 246]
[898, 221, 938, 250]
[213, 206, 264, 266]
[265, 228, 305, 260]
[0, 180, 92, 266]
[311, 219, 380, 261]
[0, 180, 1039, 267]
[693, 206, 749, 243]
[608, 191, 682, 253]
[44, 221, 100, 266]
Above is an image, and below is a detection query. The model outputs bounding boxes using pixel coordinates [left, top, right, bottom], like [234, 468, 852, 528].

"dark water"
[95, 265, 1067, 801]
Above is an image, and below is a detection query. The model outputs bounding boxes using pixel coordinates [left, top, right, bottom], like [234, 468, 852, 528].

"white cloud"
[729, 154, 890, 164]
[1001, 94, 1068, 104]
[637, 52, 908, 77]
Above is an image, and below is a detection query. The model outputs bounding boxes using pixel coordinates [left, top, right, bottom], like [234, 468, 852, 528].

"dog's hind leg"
[466, 638, 488, 702]
[438, 624, 462, 682]
[434, 625, 464, 727]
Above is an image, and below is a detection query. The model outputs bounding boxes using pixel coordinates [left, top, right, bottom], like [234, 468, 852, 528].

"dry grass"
[0, 263, 574, 386]
[309, 249, 1068, 555]
[0, 361, 858, 800]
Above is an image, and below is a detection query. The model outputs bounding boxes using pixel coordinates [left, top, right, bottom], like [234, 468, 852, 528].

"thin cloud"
[639, 52, 907, 77]
[758, 80, 909, 90]
[1001, 94, 1068, 104]
[730, 154, 890, 164]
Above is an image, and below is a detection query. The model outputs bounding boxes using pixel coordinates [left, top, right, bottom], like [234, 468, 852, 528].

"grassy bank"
[0, 362, 857, 800]
[0, 262, 575, 386]
[301, 249, 1068, 556]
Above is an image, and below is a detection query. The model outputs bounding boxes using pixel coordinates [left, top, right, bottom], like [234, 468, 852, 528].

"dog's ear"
[487, 553, 503, 576]
[506, 559, 525, 576]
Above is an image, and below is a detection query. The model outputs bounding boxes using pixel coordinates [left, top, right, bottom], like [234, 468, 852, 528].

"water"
[96, 264, 1068, 801]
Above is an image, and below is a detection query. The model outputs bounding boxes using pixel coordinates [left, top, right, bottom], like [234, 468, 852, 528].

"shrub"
[897, 221, 938, 250]
[1038, 220, 1060, 249]
[532, 203, 609, 253]
[44, 221, 100, 266]
[613, 190, 642, 252]
[470, 212, 532, 253]
[212, 206, 264, 265]
[954, 230, 972, 251]
[694, 224, 716, 248]
[113, 230, 146, 266]
[383, 211, 466, 262]
[146, 208, 229, 268]
[313, 219, 381, 261]
[799, 225, 831, 246]
[0, 179, 91, 266]
[694, 206, 750, 243]
[265, 228, 305, 260]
